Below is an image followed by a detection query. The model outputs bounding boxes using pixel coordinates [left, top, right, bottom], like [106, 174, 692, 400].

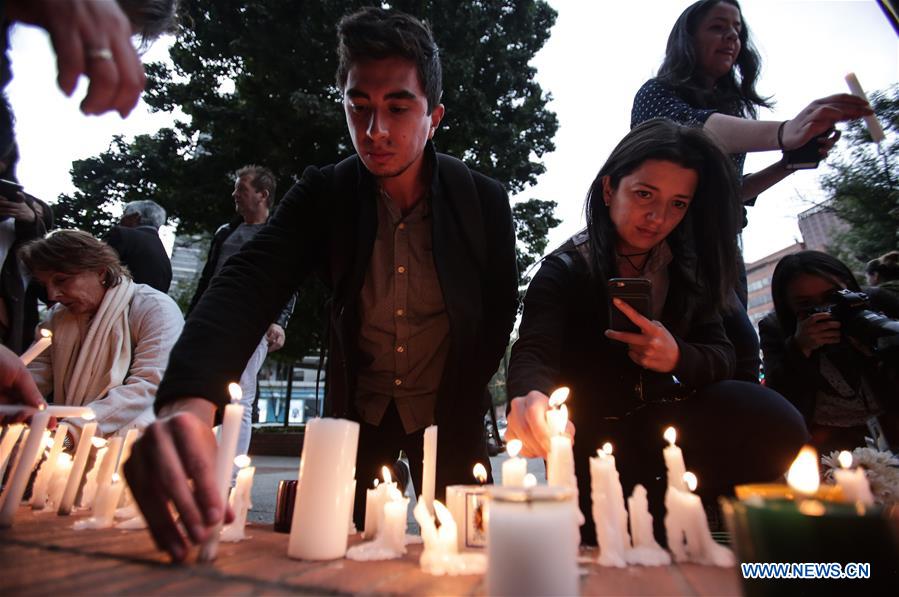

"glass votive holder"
[274, 479, 297, 533]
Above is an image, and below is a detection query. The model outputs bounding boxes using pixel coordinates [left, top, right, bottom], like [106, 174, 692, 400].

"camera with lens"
[806, 289, 899, 366]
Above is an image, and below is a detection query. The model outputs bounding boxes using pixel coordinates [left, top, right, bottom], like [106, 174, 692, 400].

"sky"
[6, 0, 899, 263]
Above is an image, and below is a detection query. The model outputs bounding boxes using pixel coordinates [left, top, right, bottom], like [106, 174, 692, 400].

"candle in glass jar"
[833, 451, 874, 506]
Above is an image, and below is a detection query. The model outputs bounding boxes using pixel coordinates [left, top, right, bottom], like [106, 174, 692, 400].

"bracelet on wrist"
[777, 120, 788, 151]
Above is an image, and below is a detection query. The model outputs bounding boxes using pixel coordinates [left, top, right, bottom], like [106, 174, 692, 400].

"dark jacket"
[759, 286, 899, 423]
[508, 237, 734, 438]
[1, 194, 52, 354]
[187, 217, 295, 329]
[158, 145, 518, 455]
[104, 225, 172, 293]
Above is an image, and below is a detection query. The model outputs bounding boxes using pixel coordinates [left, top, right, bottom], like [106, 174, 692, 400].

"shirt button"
[397, 266, 406, 274]
[396, 308, 405, 317]
[394, 378, 403, 386]
[396, 345, 405, 353]
[398, 222, 406, 230]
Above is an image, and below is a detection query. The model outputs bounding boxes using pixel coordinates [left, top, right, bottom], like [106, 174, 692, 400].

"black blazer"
[157, 143, 518, 452]
[104, 225, 172, 293]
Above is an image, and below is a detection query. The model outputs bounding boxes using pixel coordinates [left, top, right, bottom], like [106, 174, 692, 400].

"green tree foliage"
[820, 85, 899, 269]
[54, 0, 561, 361]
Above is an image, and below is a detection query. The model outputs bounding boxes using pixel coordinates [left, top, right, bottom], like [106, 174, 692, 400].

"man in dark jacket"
[126, 7, 518, 562]
[104, 200, 172, 293]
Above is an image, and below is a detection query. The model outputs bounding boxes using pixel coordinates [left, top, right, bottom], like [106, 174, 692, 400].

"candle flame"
[602, 442, 613, 456]
[683, 471, 698, 492]
[81, 409, 96, 421]
[506, 438, 522, 458]
[111, 473, 120, 484]
[838, 450, 853, 470]
[43, 436, 54, 449]
[664, 426, 677, 446]
[228, 383, 242, 403]
[373, 478, 380, 488]
[40, 328, 52, 339]
[473, 463, 488, 484]
[548, 387, 570, 408]
[56, 453, 72, 466]
[234, 454, 251, 469]
[381, 465, 392, 485]
[523, 473, 537, 488]
[786, 445, 820, 496]
[91, 437, 108, 448]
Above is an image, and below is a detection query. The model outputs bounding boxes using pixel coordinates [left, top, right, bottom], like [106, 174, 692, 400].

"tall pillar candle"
[501, 439, 527, 487]
[57, 421, 98, 514]
[199, 383, 244, 562]
[288, 417, 360, 560]
[487, 486, 580, 596]
[30, 423, 70, 509]
[662, 426, 687, 491]
[0, 410, 51, 526]
[0, 424, 25, 480]
[421, 425, 437, 514]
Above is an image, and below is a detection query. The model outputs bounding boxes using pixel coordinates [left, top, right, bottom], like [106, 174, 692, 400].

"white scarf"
[51, 279, 135, 407]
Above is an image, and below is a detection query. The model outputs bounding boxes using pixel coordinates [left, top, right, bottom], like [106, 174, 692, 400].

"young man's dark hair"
[335, 7, 443, 114]
[235, 164, 277, 209]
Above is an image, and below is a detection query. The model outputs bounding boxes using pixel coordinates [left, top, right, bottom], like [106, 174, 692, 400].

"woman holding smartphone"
[630, 0, 871, 383]
[505, 120, 808, 544]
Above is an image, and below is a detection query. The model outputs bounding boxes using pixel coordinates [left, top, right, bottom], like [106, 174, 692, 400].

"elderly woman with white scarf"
[18, 230, 183, 441]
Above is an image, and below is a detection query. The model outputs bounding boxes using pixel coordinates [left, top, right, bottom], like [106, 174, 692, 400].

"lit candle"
[0, 424, 25, 482]
[421, 425, 437, 514]
[46, 453, 73, 509]
[364, 466, 396, 539]
[221, 455, 256, 542]
[381, 485, 409, 555]
[75, 473, 125, 529]
[627, 484, 671, 566]
[545, 388, 583, 526]
[663, 426, 687, 492]
[413, 498, 486, 575]
[486, 486, 580, 596]
[0, 405, 95, 419]
[786, 445, 821, 497]
[589, 443, 630, 567]
[88, 437, 123, 513]
[501, 439, 527, 487]
[199, 383, 244, 562]
[446, 463, 490, 551]
[20, 329, 52, 365]
[57, 421, 98, 515]
[665, 472, 735, 567]
[833, 451, 874, 506]
[0, 410, 51, 527]
[78, 438, 110, 509]
[845, 72, 886, 143]
[523, 473, 537, 488]
[288, 417, 360, 561]
[30, 423, 70, 509]
[114, 428, 140, 511]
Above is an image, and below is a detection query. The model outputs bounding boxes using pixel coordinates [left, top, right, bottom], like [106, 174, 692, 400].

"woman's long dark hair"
[658, 0, 771, 118]
[585, 119, 741, 312]
[771, 250, 860, 335]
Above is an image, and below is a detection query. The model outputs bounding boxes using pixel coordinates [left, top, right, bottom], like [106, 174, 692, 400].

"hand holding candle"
[845, 72, 886, 143]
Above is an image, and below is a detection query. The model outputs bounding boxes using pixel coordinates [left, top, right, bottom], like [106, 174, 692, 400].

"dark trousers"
[352, 401, 493, 529]
[724, 289, 761, 383]
[573, 381, 809, 545]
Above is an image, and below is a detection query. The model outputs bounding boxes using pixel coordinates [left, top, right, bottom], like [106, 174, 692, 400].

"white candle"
[446, 463, 489, 551]
[421, 425, 437, 514]
[381, 488, 409, 555]
[845, 72, 886, 143]
[486, 486, 580, 596]
[413, 498, 486, 575]
[221, 455, 255, 542]
[20, 329, 52, 365]
[627, 484, 670, 566]
[57, 421, 98, 514]
[46, 453, 73, 509]
[288, 417, 360, 561]
[78, 438, 109, 509]
[833, 451, 875, 506]
[347, 478, 357, 535]
[0, 410, 51, 527]
[364, 466, 396, 539]
[0, 424, 25, 482]
[664, 472, 734, 567]
[589, 444, 631, 567]
[75, 473, 125, 529]
[501, 439, 527, 487]
[545, 390, 583, 527]
[88, 437, 123, 512]
[662, 426, 687, 492]
[199, 383, 244, 561]
[30, 423, 70, 509]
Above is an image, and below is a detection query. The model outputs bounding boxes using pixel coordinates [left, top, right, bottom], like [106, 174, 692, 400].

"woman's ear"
[601, 176, 613, 207]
